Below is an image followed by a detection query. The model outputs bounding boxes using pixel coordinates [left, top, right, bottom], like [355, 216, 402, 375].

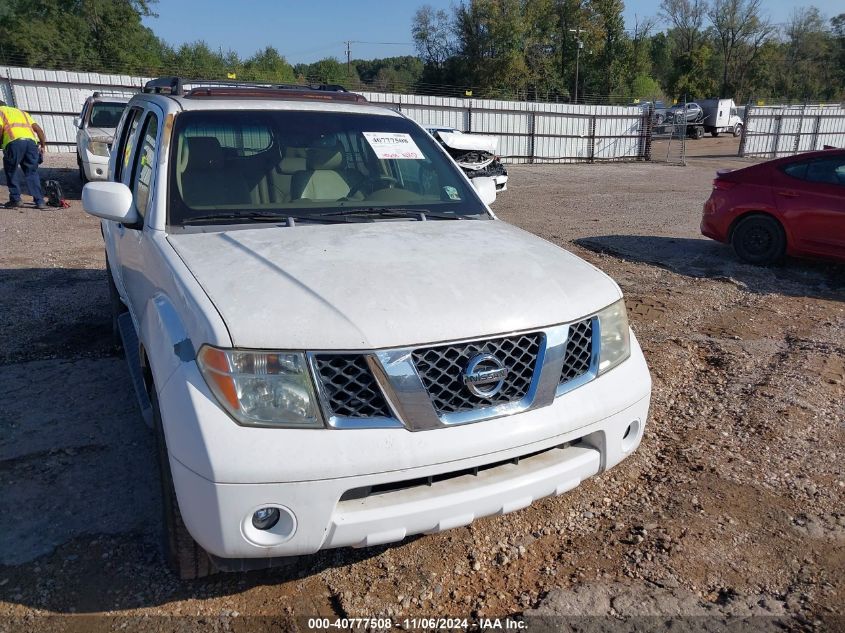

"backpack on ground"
[43, 179, 70, 208]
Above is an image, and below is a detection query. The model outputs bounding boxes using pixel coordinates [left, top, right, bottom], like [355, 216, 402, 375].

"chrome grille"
[560, 318, 594, 384]
[313, 355, 390, 418]
[412, 333, 543, 415]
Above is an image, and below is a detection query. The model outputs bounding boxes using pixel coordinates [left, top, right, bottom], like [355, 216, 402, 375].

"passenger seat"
[291, 145, 353, 201]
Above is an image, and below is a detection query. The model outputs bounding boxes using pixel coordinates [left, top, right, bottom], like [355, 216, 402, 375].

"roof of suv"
[133, 76, 401, 117]
[88, 93, 131, 104]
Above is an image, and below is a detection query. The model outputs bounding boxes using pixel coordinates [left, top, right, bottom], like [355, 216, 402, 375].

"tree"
[833, 14, 845, 98]
[586, 0, 627, 99]
[659, 0, 706, 55]
[779, 8, 833, 100]
[295, 58, 357, 85]
[355, 56, 423, 92]
[708, 0, 775, 98]
[412, 5, 454, 68]
[241, 47, 295, 83]
[0, 0, 166, 74]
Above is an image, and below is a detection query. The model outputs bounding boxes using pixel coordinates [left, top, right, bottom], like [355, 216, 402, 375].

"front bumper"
[158, 335, 651, 559]
[171, 396, 647, 559]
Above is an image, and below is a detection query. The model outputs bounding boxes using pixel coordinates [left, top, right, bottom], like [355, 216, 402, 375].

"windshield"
[168, 110, 488, 225]
[89, 102, 126, 128]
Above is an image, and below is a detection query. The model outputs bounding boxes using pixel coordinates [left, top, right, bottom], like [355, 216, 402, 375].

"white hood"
[437, 131, 499, 154]
[168, 220, 621, 350]
[87, 126, 116, 140]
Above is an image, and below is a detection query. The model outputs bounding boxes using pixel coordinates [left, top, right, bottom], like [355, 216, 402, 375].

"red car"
[701, 149, 845, 264]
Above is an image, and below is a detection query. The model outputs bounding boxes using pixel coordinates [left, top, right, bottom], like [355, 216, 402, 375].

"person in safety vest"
[0, 100, 48, 209]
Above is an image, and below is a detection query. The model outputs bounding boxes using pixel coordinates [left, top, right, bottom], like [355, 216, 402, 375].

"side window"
[805, 158, 845, 186]
[782, 162, 808, 181]
[114, 107, 142, 182]
[129, 113, 159, 220]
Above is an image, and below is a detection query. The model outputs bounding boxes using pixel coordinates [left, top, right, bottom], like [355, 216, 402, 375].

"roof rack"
[143, 77, 183, 95]
[141, 77, 366, 103]
[91, 90, 131, 99]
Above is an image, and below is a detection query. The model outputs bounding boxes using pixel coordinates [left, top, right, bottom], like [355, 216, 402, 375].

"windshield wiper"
[181, 211, 344, 225]
[314, 208, 476, 221]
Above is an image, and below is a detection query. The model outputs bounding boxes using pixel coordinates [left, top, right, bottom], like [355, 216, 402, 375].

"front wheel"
[733, 123, 743, 138]
[78, 156, 88, 184]
[106, 259, 127, 348]
[731, 215, 786, 265]
[151, 385, 215, 579]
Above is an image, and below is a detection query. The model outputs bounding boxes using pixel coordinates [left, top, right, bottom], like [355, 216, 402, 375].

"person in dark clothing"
[0, 99, 48, 209]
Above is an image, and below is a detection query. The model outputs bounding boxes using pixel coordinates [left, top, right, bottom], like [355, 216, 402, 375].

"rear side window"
[782, 157, 845, 186]
[782, 162, 807, 180]
[805, 158, 845, 186]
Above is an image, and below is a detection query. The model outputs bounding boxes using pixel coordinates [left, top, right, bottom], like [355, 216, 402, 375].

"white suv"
[81, 78, 651, 578]
[74, 93, 129, 182]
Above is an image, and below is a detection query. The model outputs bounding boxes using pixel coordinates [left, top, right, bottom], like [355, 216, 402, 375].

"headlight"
[88, 140, 110, 157]
[596, 299, 630, 375]
[197, 346, 322, 428]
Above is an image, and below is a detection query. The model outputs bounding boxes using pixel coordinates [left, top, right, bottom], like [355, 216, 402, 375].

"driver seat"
[291, 144, 352, 201]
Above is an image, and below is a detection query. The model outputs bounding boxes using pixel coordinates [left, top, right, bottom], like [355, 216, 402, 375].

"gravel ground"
[0, 151, 843, 632]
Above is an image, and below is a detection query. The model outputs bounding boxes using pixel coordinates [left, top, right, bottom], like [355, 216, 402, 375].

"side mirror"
[82, 181, 138, 224]
[471, 177, 497, 206]
[72, 117, 82, 129]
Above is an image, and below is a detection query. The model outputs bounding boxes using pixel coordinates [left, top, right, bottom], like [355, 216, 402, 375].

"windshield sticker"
[363, 132, 425, 160]
[444, 186, 461, 200]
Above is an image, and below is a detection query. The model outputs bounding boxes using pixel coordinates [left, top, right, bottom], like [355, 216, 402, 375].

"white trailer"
[700, 99, 744, 137]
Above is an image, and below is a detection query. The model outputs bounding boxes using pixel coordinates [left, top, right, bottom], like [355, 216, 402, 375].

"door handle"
[775, 190, 799, 198]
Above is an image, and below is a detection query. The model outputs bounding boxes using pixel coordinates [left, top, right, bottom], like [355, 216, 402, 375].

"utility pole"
[345, 41, 352, 76]
[568, 28, 584, 104]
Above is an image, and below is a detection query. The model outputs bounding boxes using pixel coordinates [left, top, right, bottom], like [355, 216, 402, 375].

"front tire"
[731, 215, 786, 265]
[106, 259, 127, 348]
[151, 385, 215, 579]
[733, 123, 743, 138]
[78, 156, 88, 184]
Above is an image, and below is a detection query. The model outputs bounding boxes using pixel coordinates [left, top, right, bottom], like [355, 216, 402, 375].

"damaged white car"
[428, 127, 508, 192]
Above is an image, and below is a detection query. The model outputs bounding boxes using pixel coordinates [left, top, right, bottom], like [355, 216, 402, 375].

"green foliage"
[294, 58, 358, 85]
[240, 47, 296, 83]
[1, 0, 842, 103]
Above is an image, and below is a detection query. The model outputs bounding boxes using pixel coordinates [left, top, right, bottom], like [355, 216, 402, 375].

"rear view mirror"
[471, 177, 497, 206]
[82, 182, 137, 224]
[72, 117, 82, 129]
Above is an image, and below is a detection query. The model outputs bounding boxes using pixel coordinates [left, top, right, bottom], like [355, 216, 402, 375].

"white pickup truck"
[82, 78, 652, 578]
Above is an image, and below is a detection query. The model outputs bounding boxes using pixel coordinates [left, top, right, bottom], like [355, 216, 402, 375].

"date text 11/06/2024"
[306, 617, 527, 630]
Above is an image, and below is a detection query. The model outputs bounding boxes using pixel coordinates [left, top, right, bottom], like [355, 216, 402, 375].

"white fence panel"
[1, 65, 649, 162]
[1, 65, 145, 152]
[740, 104, 845, 157]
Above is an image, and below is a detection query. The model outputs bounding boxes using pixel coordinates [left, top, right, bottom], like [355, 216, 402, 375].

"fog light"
[252, 507, 280, 530]
[621, 419, 641, 452]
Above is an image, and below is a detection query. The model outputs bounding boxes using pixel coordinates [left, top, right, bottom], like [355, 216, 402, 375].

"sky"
[143, 0, 845, 65]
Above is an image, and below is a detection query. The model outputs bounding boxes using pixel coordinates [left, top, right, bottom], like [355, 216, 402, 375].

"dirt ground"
[0, 147, 843, 632]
